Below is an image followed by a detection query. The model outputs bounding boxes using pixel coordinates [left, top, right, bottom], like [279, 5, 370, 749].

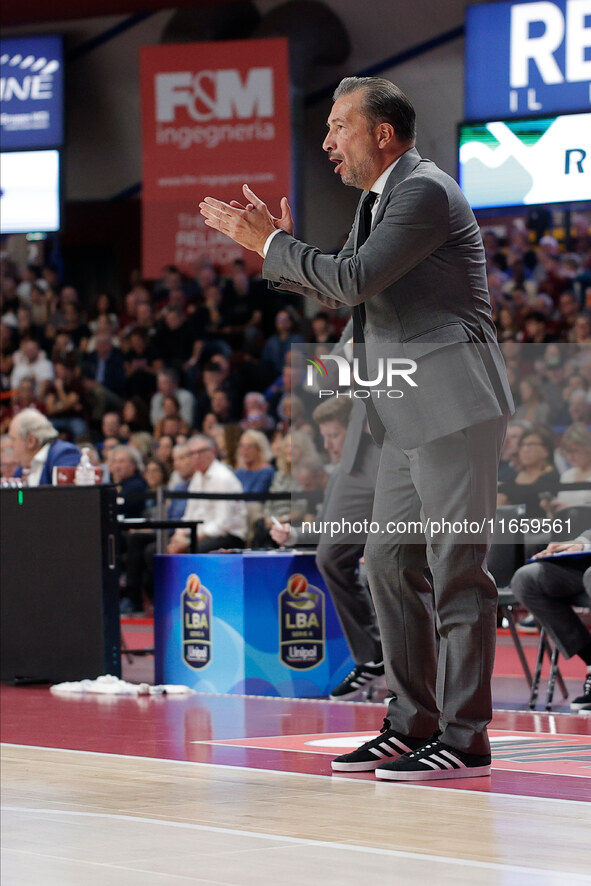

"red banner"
[140, 38, 291, 279]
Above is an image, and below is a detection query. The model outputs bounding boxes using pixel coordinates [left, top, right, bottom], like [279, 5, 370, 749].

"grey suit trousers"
[511, 560, 591, 658]
[364, 415, 507, 755]
[316, 437, 382, 665]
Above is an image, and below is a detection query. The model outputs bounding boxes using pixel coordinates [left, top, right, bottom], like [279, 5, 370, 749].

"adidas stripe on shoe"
[375, 737, 491, 781]
[329, 662, 386, 701]
[331, 719, 428, 772]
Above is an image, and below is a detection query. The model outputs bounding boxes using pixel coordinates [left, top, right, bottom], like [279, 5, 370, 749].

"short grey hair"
[333, 76, 416, 144]
[111, 444, 144, 472]
[12, 408, 58, 445]
[188, 434, 217, 453]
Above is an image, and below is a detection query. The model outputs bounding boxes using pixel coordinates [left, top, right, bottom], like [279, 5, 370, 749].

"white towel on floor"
[50, 674, 195, 696]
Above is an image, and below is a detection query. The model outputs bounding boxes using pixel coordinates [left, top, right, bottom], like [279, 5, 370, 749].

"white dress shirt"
[176, 459, 247, 542]
[263, 156, 402, 257]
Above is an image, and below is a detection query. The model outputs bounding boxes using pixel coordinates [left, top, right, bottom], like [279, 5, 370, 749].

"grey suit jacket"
[264, 147, 514, 450]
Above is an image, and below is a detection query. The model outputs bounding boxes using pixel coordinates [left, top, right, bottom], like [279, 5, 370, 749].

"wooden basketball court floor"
[2, 638, 591, 885]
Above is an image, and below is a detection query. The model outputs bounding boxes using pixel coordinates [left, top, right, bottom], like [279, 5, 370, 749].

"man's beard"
[341, 156, 373, 189]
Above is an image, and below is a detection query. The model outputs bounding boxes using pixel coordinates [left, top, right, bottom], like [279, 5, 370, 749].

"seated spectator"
[513, 375, 551, 425]
[143, 457, 170, 514]
[542, 423, 591, 514]
[168, 434, 247, 553]
[101, 435, 121, 466]
[496, 306, 519, 342]
[167, 442, 195, 518]
[567, 389, 591, 426]
[10, 337, 54, 395]
[497, 424, 560, 518]
[252, 430, 316, 547]
[100, 411, 123, 443]
[156, 434, 175, 477]
[123, 442, 194, 614]
[9, 407, 80, 485]
[0, 376, 45, 434]
[209, 421, 241, 469]
[570, 314, 591, 345]
[124, 327, 157, 401]
[15, 305, 45, 346]
[209, 389, 233, 425]
[309, 311, 337, 345]
[128, 431, 155, 463]
[262, 309, 305, 374]
[85, 315, 121, 352]
[235, 430, 275, 493]
[88, 292, 119, 335]
[61, 303, 91, 351]
[239, 391, 275, 433]
[498, 420, 527, 483]
[150, 369, 195, 429]
[121, 396, 152, 436]
[109, 444, 148, 518]
[82, 332, 126, 423]
[153, 394, 190, 440]
[44, 355, 88, 440]
[511, 533, 591, 712]
[220, 257, 265, 349]
[151, 307, 192, 372]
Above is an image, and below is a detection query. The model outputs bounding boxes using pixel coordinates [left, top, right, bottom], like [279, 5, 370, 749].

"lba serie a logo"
[279, 573, 325, 670]
[181, 573, 212, 669]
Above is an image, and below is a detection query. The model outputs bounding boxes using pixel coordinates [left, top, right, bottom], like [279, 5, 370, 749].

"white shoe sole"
[331, 758, 392, 772]
[570, 702, 591, 712]
[375, 764, 491, 781]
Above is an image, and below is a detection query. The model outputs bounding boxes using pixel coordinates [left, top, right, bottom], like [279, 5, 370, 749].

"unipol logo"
[509, 0, 591, 110]
[155, 68, 274, 122]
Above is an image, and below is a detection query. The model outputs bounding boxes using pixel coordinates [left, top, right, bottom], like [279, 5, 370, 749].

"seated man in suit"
[9, 407, 80, 485]
[511, 532, 591, 712]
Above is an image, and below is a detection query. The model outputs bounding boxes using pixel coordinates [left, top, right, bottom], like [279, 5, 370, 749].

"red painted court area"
[2, 683, 590, 803]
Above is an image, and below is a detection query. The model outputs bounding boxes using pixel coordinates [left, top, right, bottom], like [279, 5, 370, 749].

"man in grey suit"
[272, 388, 384, 701]
[200, 76, 513, 781]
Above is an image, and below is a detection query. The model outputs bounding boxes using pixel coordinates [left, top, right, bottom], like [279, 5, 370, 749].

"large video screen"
[0, 149, 60, 233]
[458, 113, 590, 210]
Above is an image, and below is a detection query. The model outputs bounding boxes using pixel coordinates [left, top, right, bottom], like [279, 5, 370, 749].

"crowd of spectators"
[1, 214, 591, 612]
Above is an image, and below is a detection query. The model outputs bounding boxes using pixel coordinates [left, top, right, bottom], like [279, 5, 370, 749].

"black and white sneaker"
[329, 662, 386, 701]
[331, 719, 428, 772]
[375, 736, 491, 781]
[570, 673, 591, 712]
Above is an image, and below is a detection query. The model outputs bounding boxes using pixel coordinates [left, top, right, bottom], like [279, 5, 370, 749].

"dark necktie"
[353, 191, 377, 344]
[356, 191, 377, 251]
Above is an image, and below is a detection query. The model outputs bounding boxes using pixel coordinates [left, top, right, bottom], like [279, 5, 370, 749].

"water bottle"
[75, 447, 96, 486]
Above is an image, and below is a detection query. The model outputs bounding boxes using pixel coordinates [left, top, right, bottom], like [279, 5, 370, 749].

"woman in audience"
[498, 424, 560, 518]
[513, 375, 551, 425]
[143, 456, 170, 516]
[542, 423, 591, 515]
[153, 394, 190, 440]
[235, 430, 275, 493]
[252, 430, 317, 547]
[121, 396, 152, 435]
[88, 293, 119, 335]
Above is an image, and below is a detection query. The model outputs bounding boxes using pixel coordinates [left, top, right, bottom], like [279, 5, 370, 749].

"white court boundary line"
[2, 805, 591, 881]
[2, 742, 590, 806]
